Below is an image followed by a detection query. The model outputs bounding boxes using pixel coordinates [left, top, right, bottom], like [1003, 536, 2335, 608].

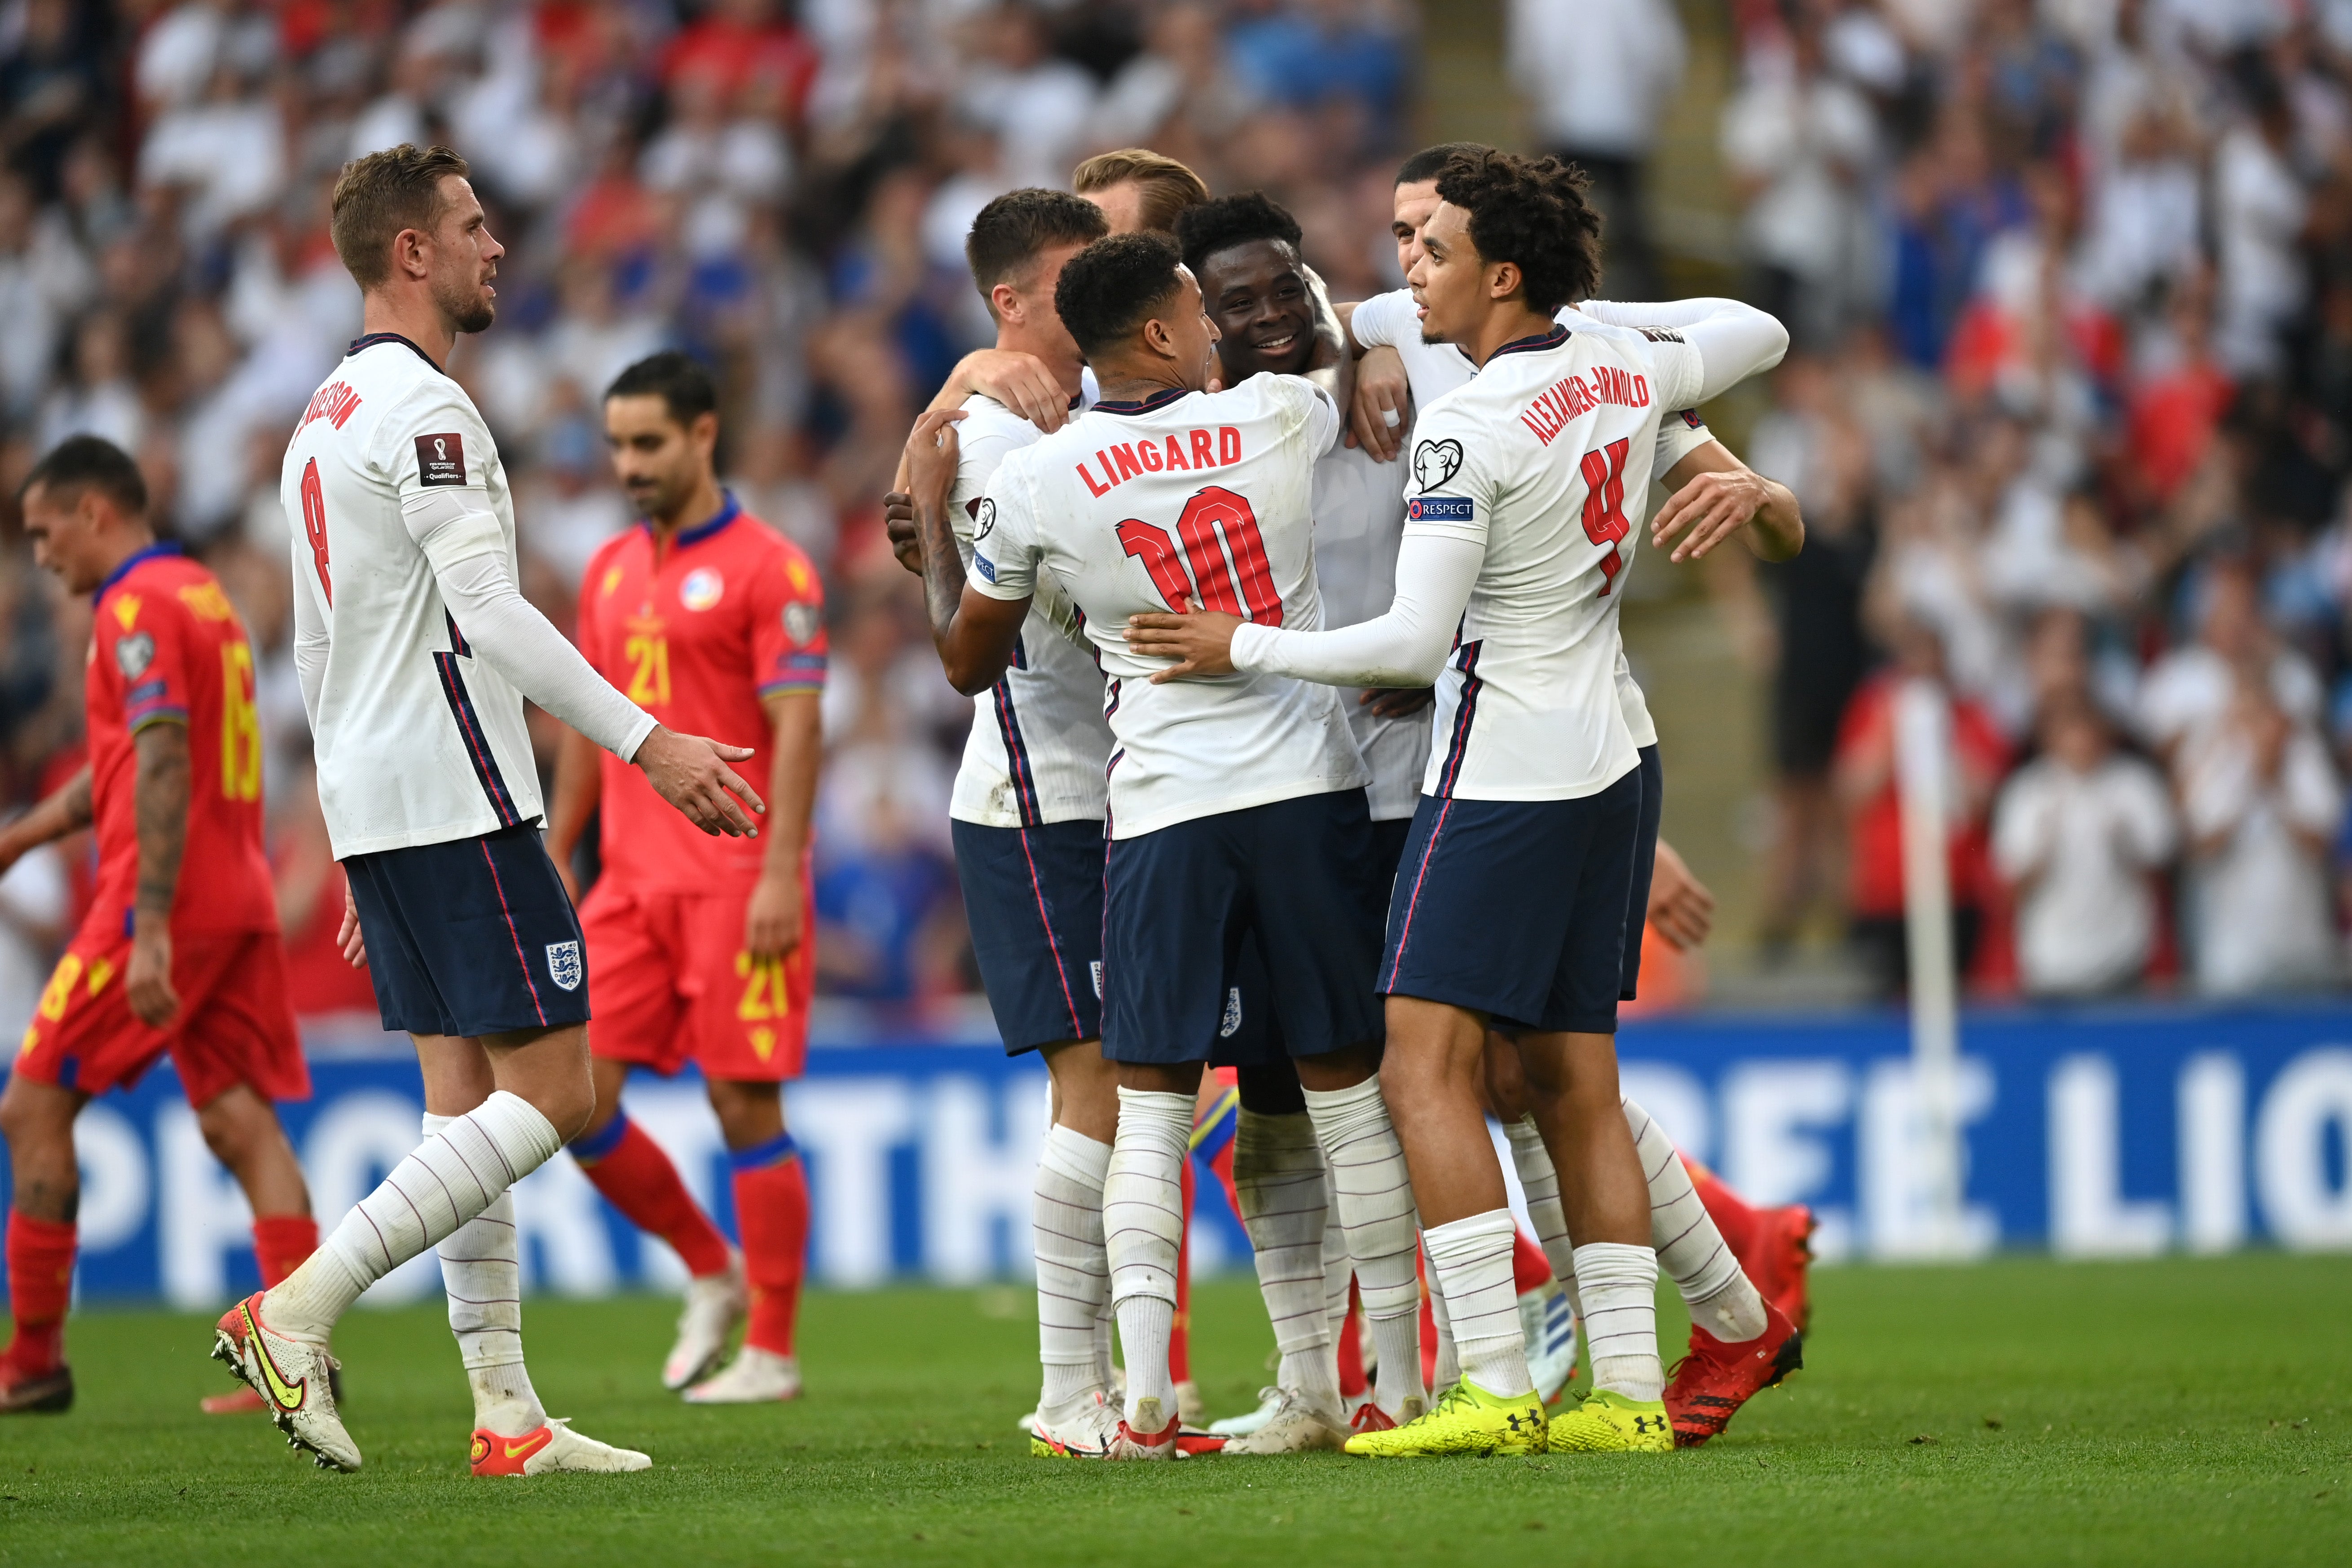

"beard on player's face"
[433, 269, 496, 334]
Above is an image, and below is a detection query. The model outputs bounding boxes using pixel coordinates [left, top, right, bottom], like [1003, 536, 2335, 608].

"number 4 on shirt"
[1116, 486, 1282, 624]
[1580, 436, 1632, 595]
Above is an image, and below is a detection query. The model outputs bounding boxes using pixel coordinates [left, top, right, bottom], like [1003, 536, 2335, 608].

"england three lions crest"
[1413, 437, 1462, 492]
[546, 941, 583, 992]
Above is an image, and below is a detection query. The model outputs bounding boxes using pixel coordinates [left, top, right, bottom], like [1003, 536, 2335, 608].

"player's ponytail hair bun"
[1432, 149, 1603, 315]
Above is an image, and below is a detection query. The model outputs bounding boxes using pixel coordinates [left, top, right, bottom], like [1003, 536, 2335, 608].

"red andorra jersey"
[577, 497, 827, 892]
[84, 546, 278, 939]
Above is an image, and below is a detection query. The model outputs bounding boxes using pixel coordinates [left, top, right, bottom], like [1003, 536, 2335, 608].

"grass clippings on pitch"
[0, 1253, 2345, 1567]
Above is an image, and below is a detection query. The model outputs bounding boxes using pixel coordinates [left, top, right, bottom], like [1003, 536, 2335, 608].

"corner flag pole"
[1893, 677, 1964, 1258]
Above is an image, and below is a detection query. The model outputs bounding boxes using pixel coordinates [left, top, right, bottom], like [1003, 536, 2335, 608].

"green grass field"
[0, 1254, 2346, 1566]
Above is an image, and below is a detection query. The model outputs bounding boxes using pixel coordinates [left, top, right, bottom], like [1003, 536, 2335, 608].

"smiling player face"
[1198, 238, 1317, 383]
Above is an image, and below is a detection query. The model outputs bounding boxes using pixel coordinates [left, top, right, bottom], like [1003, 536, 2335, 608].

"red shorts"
[579, 877, 813, 1082]
[14, 926, 309, 1107]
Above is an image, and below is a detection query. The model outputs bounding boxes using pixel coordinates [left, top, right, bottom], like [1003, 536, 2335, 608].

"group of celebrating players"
[0, 127, 1819, 1474]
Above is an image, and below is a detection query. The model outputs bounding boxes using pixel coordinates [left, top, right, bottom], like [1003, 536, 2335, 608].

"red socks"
[1336, 1277, 1367, 1400]
[1170, 1159, 1194, 1385]
[251, 1215, 318, 1289]
[1685, 1155, 1762, 1261]
[5, 1212, 75, 1375]
[730, 1133, 809, 1357]
[1510, 1227, 1551, 1295]
[573, 1113, 733, 1278]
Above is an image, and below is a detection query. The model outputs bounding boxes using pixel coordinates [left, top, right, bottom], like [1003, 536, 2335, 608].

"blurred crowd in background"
[0, 0, 1420, 1035]
[7, 0, 2352, 1035]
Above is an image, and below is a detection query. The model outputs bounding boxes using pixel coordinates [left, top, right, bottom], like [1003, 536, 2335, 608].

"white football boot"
[1207, 1385, 1286, 1438]
[211, 1292, 360, 1473]
[1521, 1280, 1580, 1405]
[1215, 1387, 1349, 1455]
[683, 1346, 802, 1404]
[1029, 1391, 1123, 1458]
[471, 1417, 651, 1476]
[663, 1249, 748, 1390]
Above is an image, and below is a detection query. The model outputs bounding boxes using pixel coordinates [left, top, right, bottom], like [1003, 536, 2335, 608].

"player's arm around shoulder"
[903, 407, 1029, 696]
[1651, 440, 1804, 565]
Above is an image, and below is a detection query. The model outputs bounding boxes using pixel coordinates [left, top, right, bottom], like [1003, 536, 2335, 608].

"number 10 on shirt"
[1116, 485, 1283, 624]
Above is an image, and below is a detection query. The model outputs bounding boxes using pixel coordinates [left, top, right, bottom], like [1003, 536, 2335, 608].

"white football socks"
[1504, 1116, 1575, 1287]
[1301, 1077, 1425, 1417]
[422, 1112, 546, 1437]
[1103, 1087, 1190, 1428]
[1625, 1096, 1766, 1343]
[267, 1091, 561, 1342]
[1233, 1110, 1340, 1416]
[1427, 1251, 1459, 1389]
[1033, 1124, 1112, 1415]
[1422, 1210, 1530, 1398]
[1574, 1241, 1664, 1402]
[1319, 1196, 1351, 1354]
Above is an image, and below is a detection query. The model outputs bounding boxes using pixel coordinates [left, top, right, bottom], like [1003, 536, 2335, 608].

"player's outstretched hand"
[963, 349, 1069, 432]
[338, 881, 367, 968]
[634, 727, 767, 837]
[127, 926, 179, 1029]
[1348, 344, 1409, 460]
[1652, 466, 1771, 563]
[882, 490, 922, 576]
[903, 410, 964, 524]
[1646, 839, 1716, 951]
[1127, 601, 1244, 680]
[1362, 686, 1434, 718]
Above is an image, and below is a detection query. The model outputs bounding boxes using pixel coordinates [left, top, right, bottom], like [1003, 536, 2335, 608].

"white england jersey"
[945, 393, 1114, 828]
[1354, 289, 1714, 749]
[281, 334, 542, 856]
[1312, 438, 1429, 820]
[1405, 321, 1704, 801]
[970, 375, 1367, 839]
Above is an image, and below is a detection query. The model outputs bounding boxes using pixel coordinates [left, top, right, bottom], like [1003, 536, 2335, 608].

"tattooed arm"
[0, 766, 93, 876]
[127, 722, 190, 1028]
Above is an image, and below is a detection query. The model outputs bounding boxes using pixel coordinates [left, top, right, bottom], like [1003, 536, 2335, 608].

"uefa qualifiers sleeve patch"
[415, 432, 467, 486]
[1407, 496, 1474, 523]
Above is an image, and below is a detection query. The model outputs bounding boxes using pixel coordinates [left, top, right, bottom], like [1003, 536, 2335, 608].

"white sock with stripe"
[1423, 1210, 1530, 1398]
[1234, 1110, 1339, 1417]
[423, 1113, 546, 1437]
[1033, 1124, 1112, 1416]
[1320, 1195, 1352, 1355]
[1104, 1088, 1191, 1429]
[1573, 1241, 1664, 1402]
[1503, 1116, 1581, 1318]
[265, 1091, 562, 1341]
[1427, 1248, 1459, 1389]
[1300, 1077, 1425, 1417]
[1625, 1096, 1765, 1342]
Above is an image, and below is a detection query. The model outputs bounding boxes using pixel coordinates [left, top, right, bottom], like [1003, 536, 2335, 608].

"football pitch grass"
[0, 1254, 2345, 1566]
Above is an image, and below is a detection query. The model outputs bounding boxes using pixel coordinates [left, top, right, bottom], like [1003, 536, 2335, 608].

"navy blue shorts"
[951, 817, 1106, 1055]
[1103, 790, 1386, 1066]
[345, 823, 591, 1039]
[1380, 766, 1643, 1035]
[1623, 745, 1662, 1000]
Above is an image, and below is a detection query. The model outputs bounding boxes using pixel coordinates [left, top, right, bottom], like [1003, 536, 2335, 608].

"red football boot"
[0, 1358, 71, 1414]
[1663, 1300, 1802, 1447]
[1751, 1205, 1817, 1332]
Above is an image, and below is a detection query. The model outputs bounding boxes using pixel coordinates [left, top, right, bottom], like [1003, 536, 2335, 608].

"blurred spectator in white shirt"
[1721, 13, 1880, 347]
[2137, 558, 2325, 756]
[1994, 698, 2177, 995]
[2177, 668, 2343, 993]
[955, 2, 1097, 191]
[2212, 73, 2308, 374]
[1510, 0, 1683, 299]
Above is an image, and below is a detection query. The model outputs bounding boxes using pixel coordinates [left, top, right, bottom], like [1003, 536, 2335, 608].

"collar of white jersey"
[1090, 386, 1192, 417]
[345, 331, 444, 372]
[1487, 323, 1572, 361]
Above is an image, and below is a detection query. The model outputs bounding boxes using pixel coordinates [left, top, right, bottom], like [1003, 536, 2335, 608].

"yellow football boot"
[1547, 1387, 1675, 1453]
[1342, 1377, 1546, 1457]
